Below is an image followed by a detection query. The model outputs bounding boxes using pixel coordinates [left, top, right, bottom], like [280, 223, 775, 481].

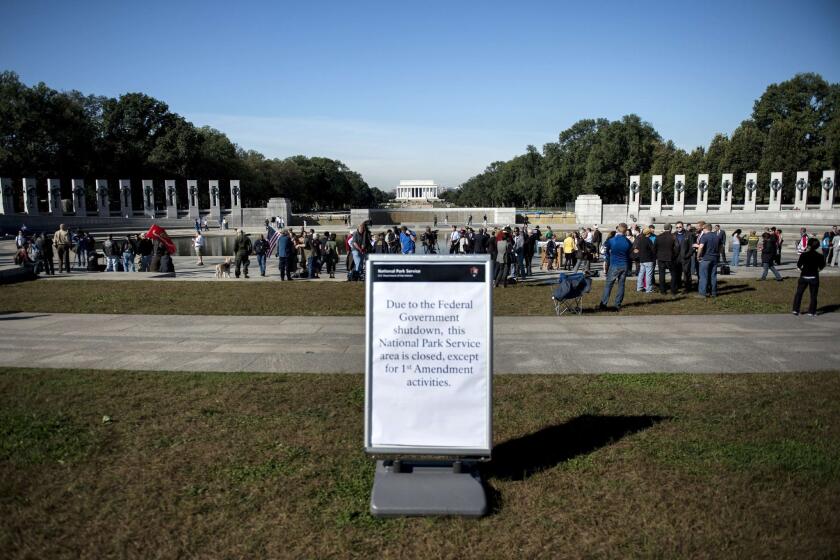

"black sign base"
[369, 460, 488, 517]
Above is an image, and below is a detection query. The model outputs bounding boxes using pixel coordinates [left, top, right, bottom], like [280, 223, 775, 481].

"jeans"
[760, 261, 782, 280]
[746, 249, 758, 267]
[515, 249, 526, 279]
[140, 255, 151, 272]
[350, 249, 364, 281]
[106, 256, 118, 272]
[257, 254, 267, 276]
[792, 277, 819, 315]
[601, 265, 628, 308]
[698, 258, 718, 296]
[123, 252, 136, 272]
[636, 261, 654, 292]
[731, 245, 741, 269]
[278, 256, 291, 280]
[306, 256, 316, 278]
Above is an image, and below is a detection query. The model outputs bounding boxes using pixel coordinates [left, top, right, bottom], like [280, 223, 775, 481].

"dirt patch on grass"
[1, 277, 837, 316]
[1, 368, 838, 558]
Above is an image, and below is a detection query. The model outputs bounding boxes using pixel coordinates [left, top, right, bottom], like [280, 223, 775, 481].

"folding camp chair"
[551, 272, 592, 316]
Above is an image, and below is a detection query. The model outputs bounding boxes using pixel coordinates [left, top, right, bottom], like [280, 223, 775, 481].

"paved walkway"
[1, 312, 837, 374]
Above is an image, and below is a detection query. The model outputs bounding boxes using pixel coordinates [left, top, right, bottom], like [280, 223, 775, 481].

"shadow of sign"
[483, 414, 667, 482]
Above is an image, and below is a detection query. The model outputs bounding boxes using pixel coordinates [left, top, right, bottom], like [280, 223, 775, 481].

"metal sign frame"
[364, 253, 493, 457]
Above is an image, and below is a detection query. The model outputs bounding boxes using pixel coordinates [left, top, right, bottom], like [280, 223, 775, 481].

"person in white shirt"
[449, 226, 460, 254]
[194, 231, 206, 265]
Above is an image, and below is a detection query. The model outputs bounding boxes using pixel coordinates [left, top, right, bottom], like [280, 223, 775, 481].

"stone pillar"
[142, 179, 156, 219]
[165, 179, 178, 219]
[650, 175, 663, 215]
[628, 175, 641, 219]
[230, 179, 241, 210]
[743, 172, 758, 212]
[48, 178, 63, 216]
[96, 179, 109, 217]
[208, 179, 221, 224]
[72, 179, 86, 217]
[820, 170, 836, 210]
[672, 174, 686, 215]
[720, 173, 733, 213]
[794, 171, 809, 209]
[0, 178, 13, 214]
[768, 172, 783, 212]
[187, 179, 199, 219]
[23, 178, 38, 215]
[266, 197, 291, 228]
[119, 179, 132, 218]
[575, 194, 603, 226]
[696, 174, 709, 214]
[23, 178, 36, 215]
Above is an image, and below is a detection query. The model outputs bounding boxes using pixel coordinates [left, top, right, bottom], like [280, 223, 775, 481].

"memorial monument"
[165, 179, 178, 219]
[72, 178, 86, 217]
[96, 179, 109, 217]
[142, 179, 155, 219]
[119, 179, 132, 217]
[48, 178, 62, 216]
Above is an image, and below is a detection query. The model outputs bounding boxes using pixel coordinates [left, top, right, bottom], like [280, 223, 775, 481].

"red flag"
[146, 224, 177, 254]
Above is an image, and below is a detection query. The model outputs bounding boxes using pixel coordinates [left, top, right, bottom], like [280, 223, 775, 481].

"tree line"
[444, 73, 840, 208]
[0, 71, 391, 211]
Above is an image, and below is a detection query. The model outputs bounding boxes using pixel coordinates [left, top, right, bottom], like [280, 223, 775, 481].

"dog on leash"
[215, 258, 232, 279]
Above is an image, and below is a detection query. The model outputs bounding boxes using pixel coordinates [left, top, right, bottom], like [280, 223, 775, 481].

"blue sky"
[2, 0, 839, 190]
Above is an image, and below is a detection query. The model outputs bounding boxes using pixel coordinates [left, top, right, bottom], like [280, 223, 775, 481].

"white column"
[628, 175, 640, 218]
[165, 179, 178, 219]
[142, 179, 155, 219]
[209, 179, 221, 223]
[119, 179, 132, 218]
[820, 170, 836, 210]
[720, 173, 733, 213]
[48, 178, 63, 215]
[72, 179, 86, 217]
[650, 175, 662, 215]
[187, 179, 199, 219]
[96, 179, 109, 217]
[673, 174, 685, 215]
[696, 174, 709, 214]
[794, 171, 808, 209]
[743, 172, 758, 212]
[768, 172, 783, 212]
[23, 178, 38, 216]
[0, 178, 14, 214]
[230, 180, 241, 209]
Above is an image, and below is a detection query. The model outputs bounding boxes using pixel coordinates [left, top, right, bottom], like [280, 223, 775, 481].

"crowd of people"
[13, 224, 175, 275]
[597, 221, 837, 315]
[11, 219, 839, 311]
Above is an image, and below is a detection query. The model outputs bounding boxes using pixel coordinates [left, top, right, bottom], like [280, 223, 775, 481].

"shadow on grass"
[483, 414, 667, 482]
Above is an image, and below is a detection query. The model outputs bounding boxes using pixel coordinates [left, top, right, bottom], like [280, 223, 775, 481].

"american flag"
[266, 226, 282, 259]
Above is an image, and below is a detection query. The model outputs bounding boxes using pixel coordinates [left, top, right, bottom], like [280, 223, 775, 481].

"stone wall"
[349, 207, 516, 227]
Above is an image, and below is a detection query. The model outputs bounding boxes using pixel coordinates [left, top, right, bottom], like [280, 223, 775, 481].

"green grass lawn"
[1, 368, 838, 558]
[1, 277, 838, 316]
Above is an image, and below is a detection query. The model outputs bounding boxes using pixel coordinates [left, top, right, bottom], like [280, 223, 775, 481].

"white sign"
[365, 255, 493, 456]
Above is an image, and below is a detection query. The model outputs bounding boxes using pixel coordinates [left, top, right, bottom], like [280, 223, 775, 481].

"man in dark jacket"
[759, 232, 783, 281]
[233, 229, 252, 279]
[654, 224, 677, 295]
[673, 221, 695, 293]
[254, 234, 268, 276]
[632, 228, 656, 293]
[276, 230, 293, 280]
